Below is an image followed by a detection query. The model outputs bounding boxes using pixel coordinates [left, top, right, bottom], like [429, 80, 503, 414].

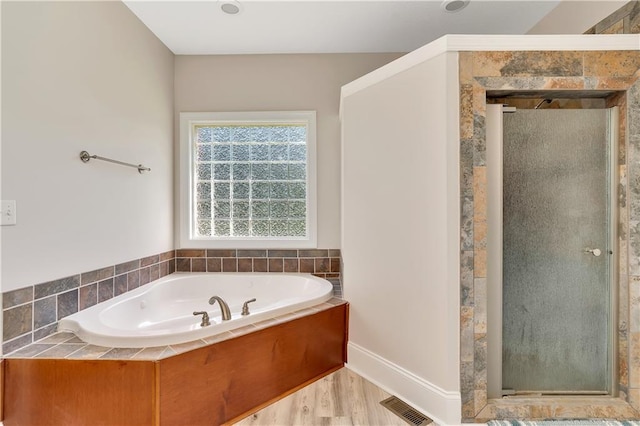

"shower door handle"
[584, 248, 602, 257]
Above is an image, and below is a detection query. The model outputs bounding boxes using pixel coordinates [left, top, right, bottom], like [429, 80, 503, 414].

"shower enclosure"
[487, 106, 618, 396]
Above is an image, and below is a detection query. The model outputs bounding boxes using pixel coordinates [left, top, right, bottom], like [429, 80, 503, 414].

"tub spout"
[208, 296, 231, 321]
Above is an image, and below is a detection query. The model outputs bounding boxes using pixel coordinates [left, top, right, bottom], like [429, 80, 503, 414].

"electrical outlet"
[1, 200, 16, 225]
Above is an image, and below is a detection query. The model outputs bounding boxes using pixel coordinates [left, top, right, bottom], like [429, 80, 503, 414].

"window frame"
[179, 111, 317, 249]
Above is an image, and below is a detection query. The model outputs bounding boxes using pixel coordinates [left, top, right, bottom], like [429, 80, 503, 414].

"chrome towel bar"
[79, 151, 150, 174]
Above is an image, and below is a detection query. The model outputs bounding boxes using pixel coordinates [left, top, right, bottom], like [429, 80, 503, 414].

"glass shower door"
[502, 109, 610, 393]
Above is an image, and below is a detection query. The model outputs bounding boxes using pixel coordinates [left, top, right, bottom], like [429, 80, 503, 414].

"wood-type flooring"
[233, 367, 432, 426]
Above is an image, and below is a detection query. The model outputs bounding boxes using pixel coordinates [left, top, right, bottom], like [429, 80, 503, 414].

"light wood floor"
[233, 368, 424, 426]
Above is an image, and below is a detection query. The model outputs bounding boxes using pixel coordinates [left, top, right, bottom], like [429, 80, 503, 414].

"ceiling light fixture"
[220, 0, 242, 15]
[441, 0, 470, 13]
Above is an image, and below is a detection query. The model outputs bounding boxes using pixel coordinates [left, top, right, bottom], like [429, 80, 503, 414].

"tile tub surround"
[175, 248, 343, 295]
[2, 248, 342, 355]
[2, 250, 177, 355]
[175, 248, 341, 275]
[4, 298, 347, 361]
[459, 50, 640, 421]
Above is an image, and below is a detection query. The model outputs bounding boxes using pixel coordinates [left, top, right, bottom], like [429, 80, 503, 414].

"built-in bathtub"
[58, 272, 334, 348]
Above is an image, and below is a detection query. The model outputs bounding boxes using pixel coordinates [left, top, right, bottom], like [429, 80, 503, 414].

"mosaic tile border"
[4, 298, 346, 361]
[2, 248, 342, 355]
[459, 50, 640, 421]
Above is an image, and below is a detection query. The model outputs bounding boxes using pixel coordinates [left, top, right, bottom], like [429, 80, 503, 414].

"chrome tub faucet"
[208, 296, 231, 321]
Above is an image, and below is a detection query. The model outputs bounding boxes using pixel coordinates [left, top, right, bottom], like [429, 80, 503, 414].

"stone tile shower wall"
[586, 0, 640, 35]
[2, 249, 342, 355]
[458, 50, 640, 422]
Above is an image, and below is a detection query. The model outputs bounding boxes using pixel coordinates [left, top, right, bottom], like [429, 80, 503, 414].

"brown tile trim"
[222, 258, 237, 272]
[237, 249, 266, 258]
[2, 249, 176, 354]
[140, 255, 159, 268]
[80, 267, 114, 286]
[206, 249, 236, 258]
[299, 249, 329, 258]
[115, 259, 140, 275]
[176, 249, 206, 258]
[283, 258, 298, 272]
[299, 258, 314, 273]
[238, 258, 253, 272]
[3, 304, 32, 341]
[34, 276, 80, 300]
[267, 249, 297, 258]
[330, 258, 341, 273]
[3, 287, 33, 310]
[207, 258, 222, 272]
[268, 258, 283, 272]
[79, 284, 98, 311]
[253, 258, 267, 272]
[191, 258, 206, 272]
[176, 258, 191, 272]
[172, 249, 342, 277]
[160, 250, 175, 262]
[315, 258, 330, 273]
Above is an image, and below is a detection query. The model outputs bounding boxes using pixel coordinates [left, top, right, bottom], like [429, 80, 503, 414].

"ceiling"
[122, 0, 572, 55]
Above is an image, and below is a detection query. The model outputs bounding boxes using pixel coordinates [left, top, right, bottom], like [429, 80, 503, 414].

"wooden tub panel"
[158, 305, 348, 426]
[3, 359, 156, 426]
[1, 303, 348, 426]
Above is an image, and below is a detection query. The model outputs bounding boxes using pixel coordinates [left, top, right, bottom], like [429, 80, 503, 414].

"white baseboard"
[346, 342, 462, 426]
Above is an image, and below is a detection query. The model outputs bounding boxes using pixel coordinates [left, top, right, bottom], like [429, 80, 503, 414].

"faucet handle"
[241, 298, 257, 316]
[193, 311, 210, 327]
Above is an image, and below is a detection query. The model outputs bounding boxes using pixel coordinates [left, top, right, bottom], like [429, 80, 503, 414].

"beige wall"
[341, 52, 461, 425]
[527, 0, 629, 34]
[1, 2, 175, 292]
[174, 53, 401, 249]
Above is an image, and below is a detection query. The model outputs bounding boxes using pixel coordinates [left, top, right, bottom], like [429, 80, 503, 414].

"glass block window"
[180, 112, 317, 248]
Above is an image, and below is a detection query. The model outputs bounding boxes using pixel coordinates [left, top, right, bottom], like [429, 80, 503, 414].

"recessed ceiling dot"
[221, 1, 241, 15]
[441, 0, 470, 13]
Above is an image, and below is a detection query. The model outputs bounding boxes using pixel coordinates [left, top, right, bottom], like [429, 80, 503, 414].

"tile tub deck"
[3, 297, 347, 361]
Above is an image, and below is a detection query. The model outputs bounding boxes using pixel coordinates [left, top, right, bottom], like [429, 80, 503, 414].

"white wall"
[174, 53, 401, 249]
[341, 52, 460, 425]
[1, 2, 175, 292]
[527, 0, 628, 34]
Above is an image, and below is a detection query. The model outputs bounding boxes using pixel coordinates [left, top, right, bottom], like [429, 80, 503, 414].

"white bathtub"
[58, 272, 334, 348]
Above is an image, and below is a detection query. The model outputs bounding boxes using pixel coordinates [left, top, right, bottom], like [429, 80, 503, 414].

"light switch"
[1, 200, 16, 225]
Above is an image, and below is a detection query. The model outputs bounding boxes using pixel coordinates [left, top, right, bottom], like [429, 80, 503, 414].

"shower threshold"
[502, 390, 610, 397]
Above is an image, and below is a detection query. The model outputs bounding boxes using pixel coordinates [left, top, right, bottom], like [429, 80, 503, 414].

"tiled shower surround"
[458, 50, 640, 422]
[2, 249, 341, 355]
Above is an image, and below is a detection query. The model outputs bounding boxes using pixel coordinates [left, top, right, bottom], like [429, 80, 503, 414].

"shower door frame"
[485, 103, 619, 398]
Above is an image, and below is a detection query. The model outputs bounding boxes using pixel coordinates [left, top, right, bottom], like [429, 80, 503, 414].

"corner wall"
[341, 52, 461, 425]
[1, 1, 175, 293]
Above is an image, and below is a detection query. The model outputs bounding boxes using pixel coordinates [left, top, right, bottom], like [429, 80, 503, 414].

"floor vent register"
[379, 396, 433, 426]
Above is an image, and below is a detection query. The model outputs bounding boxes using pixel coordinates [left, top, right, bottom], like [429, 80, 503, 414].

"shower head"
[534, 99, 552, 109]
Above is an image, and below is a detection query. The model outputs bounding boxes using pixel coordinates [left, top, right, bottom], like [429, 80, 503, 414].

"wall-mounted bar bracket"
[80, 151, 150, 174]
